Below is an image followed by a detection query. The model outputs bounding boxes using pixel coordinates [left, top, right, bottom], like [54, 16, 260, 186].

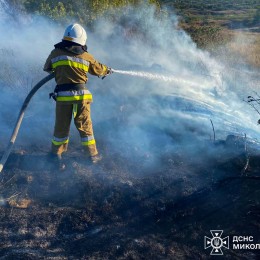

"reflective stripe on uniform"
[81, 136, 96, 146]
[57, 90, 91, 96]
[73, 104, 78, 118]
[51, 55, 90, 72]
[52, 136, 69, 146]
[102, 65, 107, 75]
[56, 94, 92, 102]
[56, 89, 93, 102]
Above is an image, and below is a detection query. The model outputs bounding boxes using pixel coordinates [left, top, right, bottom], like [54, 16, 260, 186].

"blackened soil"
[0, 138, 260, 259]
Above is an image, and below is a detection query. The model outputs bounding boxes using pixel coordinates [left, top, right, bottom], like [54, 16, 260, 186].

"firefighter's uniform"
[44, 24, 108, 158]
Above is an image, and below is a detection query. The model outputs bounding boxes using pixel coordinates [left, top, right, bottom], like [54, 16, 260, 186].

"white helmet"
[63, 23, 87, 46]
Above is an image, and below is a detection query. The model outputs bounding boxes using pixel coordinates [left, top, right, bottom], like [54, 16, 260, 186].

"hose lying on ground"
[0, 73, 55, 173]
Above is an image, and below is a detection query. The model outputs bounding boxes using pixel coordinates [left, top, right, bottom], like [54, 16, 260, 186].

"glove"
[107, 67, 113, 75]
[102, 67, 113, 79]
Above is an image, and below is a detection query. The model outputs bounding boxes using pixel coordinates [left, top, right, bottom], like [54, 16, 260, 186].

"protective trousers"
[51, 100, 98, 156]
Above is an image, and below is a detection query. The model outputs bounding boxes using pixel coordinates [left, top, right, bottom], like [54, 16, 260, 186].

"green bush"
[19, 0, 161, 25]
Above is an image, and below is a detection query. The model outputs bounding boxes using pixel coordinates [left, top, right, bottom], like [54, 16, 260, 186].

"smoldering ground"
[0, 2, 260, 259]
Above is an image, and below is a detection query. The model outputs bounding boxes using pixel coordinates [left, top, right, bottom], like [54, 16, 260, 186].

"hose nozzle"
[102, 67, 114, 80]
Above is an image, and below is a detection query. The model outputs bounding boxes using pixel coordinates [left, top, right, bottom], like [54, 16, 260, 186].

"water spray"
[112, 69, 191, 83]
[0, 73, 54, 173]
[111, 69, 199, 86]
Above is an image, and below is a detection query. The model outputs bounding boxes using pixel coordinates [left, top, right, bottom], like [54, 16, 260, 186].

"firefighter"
[44, 23, 112, 169]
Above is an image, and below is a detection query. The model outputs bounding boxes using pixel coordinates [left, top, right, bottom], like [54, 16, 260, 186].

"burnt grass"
[0, 136, 260, 259]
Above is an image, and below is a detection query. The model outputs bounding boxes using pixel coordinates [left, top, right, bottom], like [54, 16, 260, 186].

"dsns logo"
[204, 230, 229, 255]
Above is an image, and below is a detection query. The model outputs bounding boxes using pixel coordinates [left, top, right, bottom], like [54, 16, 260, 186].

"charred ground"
[0, 1, 259, 258]
[0, 134, 259, 259]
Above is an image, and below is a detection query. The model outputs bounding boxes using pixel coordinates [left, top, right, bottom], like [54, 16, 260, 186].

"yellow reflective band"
[52, 139, 69, 146]
[103, 65, 107, 75]
[52, 60, 89, 72]
[73, 104, 78, 118]
[56, 94, 93, 102]
[51, 55, 89, 66]
[82, 139, 96, 146]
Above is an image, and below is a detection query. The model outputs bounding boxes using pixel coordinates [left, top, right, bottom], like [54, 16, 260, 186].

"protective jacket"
[44, 41, 108, 102]
[44, 40, 108, 156]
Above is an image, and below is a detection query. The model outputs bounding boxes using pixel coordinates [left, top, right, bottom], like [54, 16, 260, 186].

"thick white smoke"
[0, 2, 259, 166]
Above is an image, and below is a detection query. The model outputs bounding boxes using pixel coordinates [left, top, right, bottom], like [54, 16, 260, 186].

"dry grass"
[227, 31, 260, 67]
[181, 22, 260, 67]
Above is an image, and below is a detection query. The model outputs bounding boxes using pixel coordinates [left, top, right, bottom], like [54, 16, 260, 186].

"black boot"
[90, 154, 102, 164]
[49, 153, 66, 171]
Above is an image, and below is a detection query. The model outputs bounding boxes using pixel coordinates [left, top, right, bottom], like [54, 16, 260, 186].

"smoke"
[0, 195, 6, 206]
[0, 2, 64, 148]
[90, 6, 259, 159]
[0, 2, 259, 170]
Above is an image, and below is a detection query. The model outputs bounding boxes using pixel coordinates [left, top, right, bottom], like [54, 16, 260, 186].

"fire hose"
[0, 73, 55, 173]
[0, 68, 197, 173]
